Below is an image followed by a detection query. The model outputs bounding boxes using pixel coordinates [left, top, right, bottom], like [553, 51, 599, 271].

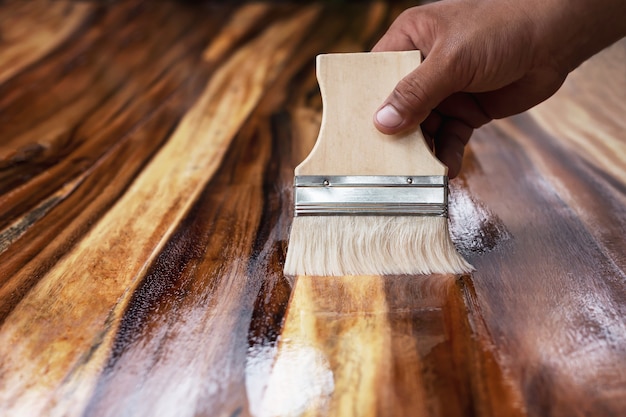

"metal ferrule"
[294, 175, 448, 217]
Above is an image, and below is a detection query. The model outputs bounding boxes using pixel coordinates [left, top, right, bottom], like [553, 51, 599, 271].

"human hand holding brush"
[373, 0, 626, 178]
[283, 0, 625, 277]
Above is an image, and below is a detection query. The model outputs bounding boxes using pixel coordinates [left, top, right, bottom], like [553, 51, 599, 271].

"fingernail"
[375, 104, 403, 128]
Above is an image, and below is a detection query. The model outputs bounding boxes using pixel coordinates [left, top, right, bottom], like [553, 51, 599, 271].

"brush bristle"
[284, 216, 473, 276]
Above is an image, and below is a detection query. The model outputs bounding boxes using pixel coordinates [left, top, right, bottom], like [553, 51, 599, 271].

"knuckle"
[396, 7, 420, 24]
[393, 77, 432, 111]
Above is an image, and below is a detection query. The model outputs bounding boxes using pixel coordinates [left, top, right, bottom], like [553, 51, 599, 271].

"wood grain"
[0, 1, 625, 416]
[0, 1, 93, 84]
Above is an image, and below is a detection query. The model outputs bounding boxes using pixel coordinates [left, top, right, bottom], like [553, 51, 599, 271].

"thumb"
[374, 50, 463, 134]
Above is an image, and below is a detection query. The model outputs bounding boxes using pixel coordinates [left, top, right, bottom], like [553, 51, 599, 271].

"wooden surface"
[0, 1, 625, 416]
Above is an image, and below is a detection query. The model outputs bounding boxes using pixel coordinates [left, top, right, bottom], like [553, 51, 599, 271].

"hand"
[373, 0, 626, 178]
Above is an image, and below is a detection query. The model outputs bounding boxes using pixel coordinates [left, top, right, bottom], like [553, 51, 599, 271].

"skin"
[373, 0, 626, 178]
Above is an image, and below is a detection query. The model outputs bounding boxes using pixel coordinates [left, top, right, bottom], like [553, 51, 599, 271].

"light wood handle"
[295, 51, 446, 176]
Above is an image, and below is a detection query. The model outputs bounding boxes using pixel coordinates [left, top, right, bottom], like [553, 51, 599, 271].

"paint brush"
[284, 51, 471, 276]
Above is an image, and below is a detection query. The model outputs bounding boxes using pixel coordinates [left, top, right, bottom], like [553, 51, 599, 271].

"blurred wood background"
[0, 1, 624, 416]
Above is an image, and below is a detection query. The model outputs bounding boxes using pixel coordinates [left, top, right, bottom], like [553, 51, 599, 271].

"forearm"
[528, 0, 626, 72]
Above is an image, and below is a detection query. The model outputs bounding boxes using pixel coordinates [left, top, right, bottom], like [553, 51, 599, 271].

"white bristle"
[283, 216, 473, 276]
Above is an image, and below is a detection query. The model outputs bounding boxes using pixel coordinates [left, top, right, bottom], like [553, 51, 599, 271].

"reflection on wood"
[460, 41, 626, 416]
[266, 275, 523, 417]
[0, 1, 625, 416]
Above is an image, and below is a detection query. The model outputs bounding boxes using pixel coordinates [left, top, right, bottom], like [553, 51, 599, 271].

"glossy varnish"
[0, 1, 625, 416]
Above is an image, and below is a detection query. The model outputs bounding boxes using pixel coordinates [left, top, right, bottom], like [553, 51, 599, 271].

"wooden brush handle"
[295, 51, 446, 176]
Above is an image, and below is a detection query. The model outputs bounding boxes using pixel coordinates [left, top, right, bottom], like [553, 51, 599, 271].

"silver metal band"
[294, 175, 448, 217]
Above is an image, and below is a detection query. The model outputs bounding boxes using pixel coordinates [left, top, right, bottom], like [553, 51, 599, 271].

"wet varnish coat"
[0, 1, 625, 416]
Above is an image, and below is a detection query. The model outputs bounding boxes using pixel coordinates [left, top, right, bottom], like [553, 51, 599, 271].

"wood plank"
[0, 1, 624, 416]
[0, 2, 233, 319]
[455, 40, 626, 416]
[0, 5, 321, 416]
